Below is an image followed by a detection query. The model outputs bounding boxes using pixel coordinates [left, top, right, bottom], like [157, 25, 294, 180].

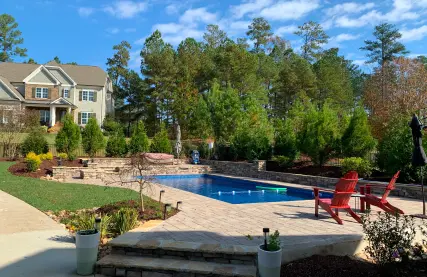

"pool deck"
[104, 173, 424, 261]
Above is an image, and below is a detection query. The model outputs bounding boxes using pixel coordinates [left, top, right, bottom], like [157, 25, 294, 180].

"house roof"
[46, 61, 108, 87]
[0, 75, 24, 101]
[0, 63, 39, 83]
[0, 61, 109, 87]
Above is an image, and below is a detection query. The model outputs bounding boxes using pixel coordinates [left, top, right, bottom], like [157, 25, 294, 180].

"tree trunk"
[139, 184, 145, 213]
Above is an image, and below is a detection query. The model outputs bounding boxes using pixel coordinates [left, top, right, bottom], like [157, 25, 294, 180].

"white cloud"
[166, 3, 180, 15]
[325, 2, 375, 17]
[180, 8, 217, 25]
[78, 7, 95, 17]
[163, 29, 204, 45]
[129, 50, 141, 69]
[125, 28, 137, 33]
[275, 24, 298, 36]
[153, 23, 183, 34]
[106, 27, 120, 34]
[229, 20, 251, 31]
[259, 0, 319, 21]
[401, 25, 427, 41]
[353, 59, 366, 66]
[103, 1, 147, 19]
[230, 0, 273, 19]
[335, 33, 360, 42]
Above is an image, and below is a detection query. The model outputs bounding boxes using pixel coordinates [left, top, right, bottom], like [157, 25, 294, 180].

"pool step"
[96, 254, 257, 277]
[109, 238, 258, 266]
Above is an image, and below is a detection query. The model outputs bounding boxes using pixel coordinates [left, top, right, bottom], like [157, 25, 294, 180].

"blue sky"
[3, 0, 427, 72]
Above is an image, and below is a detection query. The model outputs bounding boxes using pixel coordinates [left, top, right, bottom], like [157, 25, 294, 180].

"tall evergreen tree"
[82, 117, 106, 159]
[128, 120, 150, 154]
[55, 114, 80, 160]
[53, 56, 61, 64]
[203, 24, 228, 49]
[360, 23, 408, 66]
[246, 17, 272, 53]
[294, 21, 329, 62]
[0, 14, 27, 62]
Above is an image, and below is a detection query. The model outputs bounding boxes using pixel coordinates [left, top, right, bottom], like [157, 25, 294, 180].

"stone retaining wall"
[202, 160, 424, 200]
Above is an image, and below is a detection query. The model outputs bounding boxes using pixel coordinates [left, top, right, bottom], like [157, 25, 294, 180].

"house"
[0, 61, 114, 126]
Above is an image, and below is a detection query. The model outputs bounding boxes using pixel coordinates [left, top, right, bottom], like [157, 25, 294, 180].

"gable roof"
[0, 62, 109, 87]
[0, 63, 39, 83]
[0, 75, 24, 101]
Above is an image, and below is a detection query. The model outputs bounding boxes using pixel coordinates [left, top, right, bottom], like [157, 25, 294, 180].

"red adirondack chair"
[359, 171, 404, 215]
[314, 171, 361, 225]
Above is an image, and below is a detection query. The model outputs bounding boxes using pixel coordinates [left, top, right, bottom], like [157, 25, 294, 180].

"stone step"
[97, 254, 257, 277]
[110, 238, 258, 265]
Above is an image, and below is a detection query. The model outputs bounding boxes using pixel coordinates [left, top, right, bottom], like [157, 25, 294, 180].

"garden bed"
[8, 157, 82, 178]
[281, 255, 427, 277]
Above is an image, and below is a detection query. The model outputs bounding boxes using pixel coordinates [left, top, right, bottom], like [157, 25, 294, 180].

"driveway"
[0, 190, 77, 277]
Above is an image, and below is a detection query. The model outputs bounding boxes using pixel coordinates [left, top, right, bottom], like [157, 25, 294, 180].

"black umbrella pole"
[423, 167, 426, 216]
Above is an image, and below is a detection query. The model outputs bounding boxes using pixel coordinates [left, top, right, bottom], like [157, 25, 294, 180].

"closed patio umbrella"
[409, 114, 427, 215]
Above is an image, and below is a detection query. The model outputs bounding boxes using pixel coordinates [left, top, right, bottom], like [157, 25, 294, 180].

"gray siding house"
[0, 61, 114, 126]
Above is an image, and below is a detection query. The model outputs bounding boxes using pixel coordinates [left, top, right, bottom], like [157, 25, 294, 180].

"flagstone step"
[109, 238, 258, 265]
[96, 254, 257, 277]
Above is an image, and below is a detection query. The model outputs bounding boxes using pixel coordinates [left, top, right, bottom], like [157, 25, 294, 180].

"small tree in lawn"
[55, 114, 80, 160]
[82, 117, 106, 160]
[341, 106, 376, 158]
[106, 129, 128, 157]
[128, 121, 150, 154]
[150, 123, 172, 153]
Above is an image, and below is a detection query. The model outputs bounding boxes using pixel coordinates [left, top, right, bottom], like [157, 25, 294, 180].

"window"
[63, 89, 69, 98]
[36, 88, 48, 99]
[39, 110, 50, 125]
[80, 112, 95, 124]
[82, 90, 95, 102]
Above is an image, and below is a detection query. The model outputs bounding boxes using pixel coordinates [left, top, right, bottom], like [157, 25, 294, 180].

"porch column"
[50, 106, 56, 127]
[67, 107, 71, 114]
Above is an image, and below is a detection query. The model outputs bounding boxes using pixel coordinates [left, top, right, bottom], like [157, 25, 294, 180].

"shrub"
[274, 120, 298, 161]
[150, 123, 172, 153]
[362, 212, 415, 265]
[376, 116, 425, 183]
[230, 124, 272, 161]
[298, 102, 340, 166]
[101, 114, 121, 136]
[272, 155, 294, 168]
[40, 152, 53, 161]
[82, 117, 106, 158]
[342, 106, 376, 158]
[342, 157, 372, 178]
[106, 129, 128, 157]
[214, 140, 232, 161]
[25, 152, 41, 172]
[109, 208, 139, 236]
[182, 141, 198, 158]
[57, 153, 68, 160]
[39, 125, 48, 133]
[21, 131, 49, 156]
[55, 114, 80, 160]
[198, 142, 213, 160]
[267, 230, 281, 251]
[128, 121, 150, 155]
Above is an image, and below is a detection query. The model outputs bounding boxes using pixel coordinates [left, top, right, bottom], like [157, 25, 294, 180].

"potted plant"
[75, 219, 101, 275]
[258, 228, 282, 277]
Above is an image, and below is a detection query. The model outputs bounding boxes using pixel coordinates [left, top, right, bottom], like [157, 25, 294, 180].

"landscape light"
[263, 228, 270, 250]
[163, 203, 172, 220]
[176, 201, 182, 210]
[159, 190, 165, 203]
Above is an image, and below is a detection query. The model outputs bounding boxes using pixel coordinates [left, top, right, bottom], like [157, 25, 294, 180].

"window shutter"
[48, 88, 51, 99]
[78, 112, 82, 124]
[32, 87, 36, 98]
[67, 89, 70, 98]
[61, 89, 64, 97]
[93, 91, 97, 102]
[79, 91, 82, 101]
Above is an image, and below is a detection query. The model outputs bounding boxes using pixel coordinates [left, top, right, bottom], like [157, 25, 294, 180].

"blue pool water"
[154, 174, 333, 204]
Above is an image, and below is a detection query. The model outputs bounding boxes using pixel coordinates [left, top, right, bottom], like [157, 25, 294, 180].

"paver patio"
[74, 174, 424, 259]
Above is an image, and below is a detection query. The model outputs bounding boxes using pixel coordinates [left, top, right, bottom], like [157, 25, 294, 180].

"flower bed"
[8, 157, 82, 178]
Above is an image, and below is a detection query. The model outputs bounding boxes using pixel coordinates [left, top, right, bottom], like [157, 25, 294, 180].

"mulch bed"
[8, 158, 82, 178]
[281, 255, 427, 277]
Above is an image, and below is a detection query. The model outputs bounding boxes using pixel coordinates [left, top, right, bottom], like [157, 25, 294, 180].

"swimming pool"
[154, 174, 333, 204]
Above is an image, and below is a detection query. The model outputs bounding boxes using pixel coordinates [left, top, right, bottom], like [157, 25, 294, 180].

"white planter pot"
[257, 244, 282, 277]
[75, 230, 100, 276]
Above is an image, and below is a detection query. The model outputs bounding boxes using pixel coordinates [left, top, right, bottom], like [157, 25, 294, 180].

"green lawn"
[0, 133, 57, 144]
[0, 162, 139, 212]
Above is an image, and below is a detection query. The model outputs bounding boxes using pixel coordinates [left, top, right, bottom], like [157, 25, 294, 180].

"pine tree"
[150, 123, 172, 153]
[106, 129, 128, 157]
[294, 21, 329, 62]
[82, 117, 106, 159]
[128, 121, 150, 154]
[0, 14, 27, 61]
